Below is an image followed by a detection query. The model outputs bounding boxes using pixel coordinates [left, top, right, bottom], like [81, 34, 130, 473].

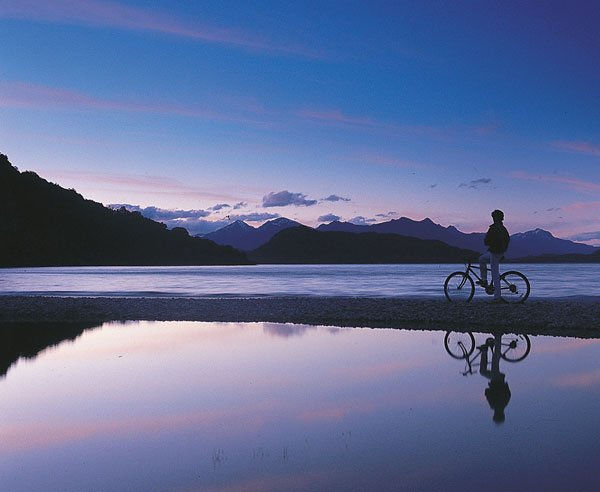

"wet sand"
[0, 296, 598, 337]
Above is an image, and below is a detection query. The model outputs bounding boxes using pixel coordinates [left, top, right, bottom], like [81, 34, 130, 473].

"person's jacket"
[484, 223, 510, 254]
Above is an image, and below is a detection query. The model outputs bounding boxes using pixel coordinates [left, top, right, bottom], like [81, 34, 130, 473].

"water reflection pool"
[1, 321, 600, 491]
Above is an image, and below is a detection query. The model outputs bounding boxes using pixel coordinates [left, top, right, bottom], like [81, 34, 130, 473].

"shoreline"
[1, 296, 599, 337]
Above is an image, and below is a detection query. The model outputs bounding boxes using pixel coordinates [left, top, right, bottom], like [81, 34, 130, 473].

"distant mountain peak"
[206, 217, 300, 251]
[266, 217, 297, 225]
[258, 217, 301, 230]
[229, 220, 254, 230]
[515, 228, 554, 238]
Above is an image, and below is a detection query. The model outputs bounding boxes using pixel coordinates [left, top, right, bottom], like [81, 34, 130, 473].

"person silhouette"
[478, 210, 510, 302]
[479, 334, 511, 423]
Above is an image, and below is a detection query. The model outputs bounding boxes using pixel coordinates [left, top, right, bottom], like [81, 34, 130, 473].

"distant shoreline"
[2, 258, 600, 268]
[1, 296, 598, 336]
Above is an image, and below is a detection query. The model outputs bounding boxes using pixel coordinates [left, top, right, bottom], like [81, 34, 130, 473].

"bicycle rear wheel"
[444, 272, 474, 302]
[499, 271, 530, 303]
[444, 331, 475, 359]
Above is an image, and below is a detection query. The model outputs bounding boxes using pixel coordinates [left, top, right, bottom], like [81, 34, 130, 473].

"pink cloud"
[0, 0, 318, 57]
[0, 81, 272, 126]
[473, 121, 500, 136]
[554, 369, 600, 388]
[535, 338, 600, 355]
[297, 108, 446, 138]
[551, 140, 600, 157]
[511, 171, 600, 193]
[46, 169, 245, 202]
[299, 109, 390, 129]
[296, 384, 458, 424]
[563, 201, 600, 212]
[0, 405, 269, 453]
[200, 471, 332, 492]
[297, 399, 379, 422]
[345, 151, 426, 169]
[330, 358, 427, 384]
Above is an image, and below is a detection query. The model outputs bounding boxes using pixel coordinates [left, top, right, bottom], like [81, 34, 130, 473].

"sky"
[1, 0, 599, 241]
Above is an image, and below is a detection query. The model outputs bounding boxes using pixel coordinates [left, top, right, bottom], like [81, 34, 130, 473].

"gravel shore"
[1, 296, 598, 337]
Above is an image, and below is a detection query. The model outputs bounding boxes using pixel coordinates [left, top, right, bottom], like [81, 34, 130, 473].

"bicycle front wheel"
[500, 271, 530, 303]
[500, 334, 531, 362]
[444, 331, 475, 359]
[444, 272, 474, 302]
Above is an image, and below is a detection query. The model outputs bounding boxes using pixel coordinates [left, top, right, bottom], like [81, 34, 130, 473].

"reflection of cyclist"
[478, 210, 510, 303]
[479, 334, 511, 423]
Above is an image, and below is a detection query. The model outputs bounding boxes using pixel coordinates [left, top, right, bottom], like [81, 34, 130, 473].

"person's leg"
[491, 254, 501, 299]
[479, 253, 490, 286]
[479, 342, 491, 378]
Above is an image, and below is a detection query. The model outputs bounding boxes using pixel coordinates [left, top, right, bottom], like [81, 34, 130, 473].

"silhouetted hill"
[318, 218, 595, 258]
[0, 154, 248, 266]
[204, 217, 302, 250]
[249, 226, 479, 264]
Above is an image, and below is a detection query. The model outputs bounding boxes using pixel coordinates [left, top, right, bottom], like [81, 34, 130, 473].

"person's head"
[491, 209, 504, 223]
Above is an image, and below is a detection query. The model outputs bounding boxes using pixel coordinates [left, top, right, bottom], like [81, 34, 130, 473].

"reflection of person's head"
[485, 378, 511, 424]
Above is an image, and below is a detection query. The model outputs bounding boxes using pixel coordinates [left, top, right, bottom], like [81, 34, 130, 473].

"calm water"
[2, 321, 600, 491]
[1, 264, 598, 298]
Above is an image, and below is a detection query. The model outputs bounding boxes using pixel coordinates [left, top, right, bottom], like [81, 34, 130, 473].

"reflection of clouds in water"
[262, 323, 345, 338]
[330, 358, 428, 384]
[534, 337, 600, 355]
[207, 470, 332, 492]
[262, 323, 316, 338]
[2, 399, 275, 453]
[553, 369, 600, 388]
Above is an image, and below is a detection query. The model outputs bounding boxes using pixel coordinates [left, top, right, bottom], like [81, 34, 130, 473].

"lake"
[2, 321, 600, 491]
[1, 264, 598, 299]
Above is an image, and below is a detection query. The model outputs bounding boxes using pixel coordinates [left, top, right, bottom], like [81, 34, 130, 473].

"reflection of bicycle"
[444, 331, 531, 374]
[444, 259, 530, 303]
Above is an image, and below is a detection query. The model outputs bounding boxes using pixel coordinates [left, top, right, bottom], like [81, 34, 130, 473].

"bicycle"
[444, 259, 530, 303]
[444, 331, 531, 375]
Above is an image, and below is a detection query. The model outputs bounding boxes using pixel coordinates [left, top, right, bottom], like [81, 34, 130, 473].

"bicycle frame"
[454, 335, 530, 375]
[465, 262, 484, 283]
[456, 340, 482, 375]
[459, 260, 512, 293]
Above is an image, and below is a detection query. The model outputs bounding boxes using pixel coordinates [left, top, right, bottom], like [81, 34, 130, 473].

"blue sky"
[1, 0, 599, 240]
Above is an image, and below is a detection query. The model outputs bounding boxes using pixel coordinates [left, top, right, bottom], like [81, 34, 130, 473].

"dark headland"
[0, 154, 248, 267]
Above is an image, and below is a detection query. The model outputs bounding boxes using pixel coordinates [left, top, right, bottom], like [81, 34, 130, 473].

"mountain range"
[249, 226, 479, 264]
[203, 216, 596, 259]
[318, 219, 596, 258]
[0, 154, 248, 266]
